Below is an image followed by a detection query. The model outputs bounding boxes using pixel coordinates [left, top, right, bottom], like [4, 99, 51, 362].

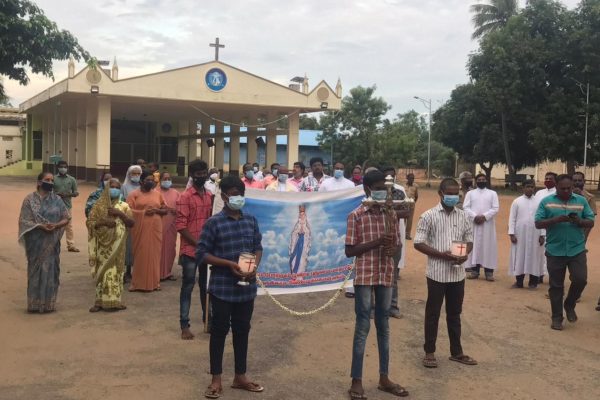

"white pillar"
[230, 126, 241, 176]
[287, 111, 300, 167]
[96, 97, 111, 180]
[214, 122, 225, 173]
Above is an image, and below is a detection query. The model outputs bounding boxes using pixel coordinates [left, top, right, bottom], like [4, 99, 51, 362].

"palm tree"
[470, 0, 519, 40]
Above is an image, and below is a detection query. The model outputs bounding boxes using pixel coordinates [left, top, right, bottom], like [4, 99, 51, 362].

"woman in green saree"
[87, 178, 134, 312]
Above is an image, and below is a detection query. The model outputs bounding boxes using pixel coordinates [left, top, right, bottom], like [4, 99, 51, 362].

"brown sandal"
[231, 382, 264, 392]
[449, 354, 478, 365]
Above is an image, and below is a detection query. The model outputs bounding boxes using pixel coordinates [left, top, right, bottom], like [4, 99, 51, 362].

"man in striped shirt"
[346, 170, 408, 399]
[414, 178, 477, 368]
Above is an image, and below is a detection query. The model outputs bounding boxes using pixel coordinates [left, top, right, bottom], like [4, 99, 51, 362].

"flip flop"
[449, 354, 478, 365]
[348, 389, 367, 400]
[378, 384, 409, 397]
[422, 356, 438, 368]
[231, 382, 264, 392]
[204, 386, 222, 399]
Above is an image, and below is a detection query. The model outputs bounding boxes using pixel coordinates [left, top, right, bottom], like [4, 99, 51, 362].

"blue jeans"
[179, 255, 208, 330]
[351, 285, 392, 379]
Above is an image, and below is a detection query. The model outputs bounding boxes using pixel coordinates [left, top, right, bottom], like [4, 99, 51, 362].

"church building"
[18, 48, 341, 180]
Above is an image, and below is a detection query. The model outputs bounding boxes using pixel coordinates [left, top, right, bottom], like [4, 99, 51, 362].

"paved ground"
[1, 176, 599, 400]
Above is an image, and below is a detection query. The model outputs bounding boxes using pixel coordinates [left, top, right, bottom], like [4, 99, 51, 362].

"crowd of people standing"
[16, 157, 598, 399]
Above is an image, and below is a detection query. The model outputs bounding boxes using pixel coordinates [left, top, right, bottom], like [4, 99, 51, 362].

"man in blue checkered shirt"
[196, 175, 264, 398]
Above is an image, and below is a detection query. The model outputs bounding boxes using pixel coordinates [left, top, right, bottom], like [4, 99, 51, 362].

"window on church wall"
[32, 131, 42, 160]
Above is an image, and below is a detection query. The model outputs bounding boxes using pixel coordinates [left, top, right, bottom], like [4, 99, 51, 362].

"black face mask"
[40, 181, 54, 192]
[143, 181, 155, 191]
[193, 176, 207, 187]
[464, 180, 473, 189]
[574, 182, 584, 189]
[476, 181, 486, 189]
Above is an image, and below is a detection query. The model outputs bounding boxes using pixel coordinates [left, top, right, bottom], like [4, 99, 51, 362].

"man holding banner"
[197, 176, 264, 399]
[346, 170, 409, 399]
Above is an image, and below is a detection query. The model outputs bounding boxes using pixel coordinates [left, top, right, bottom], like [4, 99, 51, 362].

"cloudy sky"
[4, 0, 580, 116]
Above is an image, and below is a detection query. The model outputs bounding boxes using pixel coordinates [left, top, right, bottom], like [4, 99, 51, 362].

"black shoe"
[551, 319, 563, 330]
[565, 306, 578, 323]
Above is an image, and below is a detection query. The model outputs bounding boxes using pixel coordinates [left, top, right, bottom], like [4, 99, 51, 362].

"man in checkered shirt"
[345, 170, 409, 399]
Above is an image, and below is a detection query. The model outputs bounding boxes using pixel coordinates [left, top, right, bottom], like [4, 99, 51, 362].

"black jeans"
[424, 278, 464, 356]
[210, 295, 254, 375]
[546, 251, 587, 321]
[179, 255, 208, 329]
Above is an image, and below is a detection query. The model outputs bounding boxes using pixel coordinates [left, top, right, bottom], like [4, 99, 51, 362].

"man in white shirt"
[265, 166, 298, 192]
[534, 172, 557, 203]
[533, 172, 556, 284]
[252, 162, 264, 180]
[414, 178, 477, 368]
[319, 162, 355, 192]
[464, 173, 500, 281]
[508, 179, 545, 288]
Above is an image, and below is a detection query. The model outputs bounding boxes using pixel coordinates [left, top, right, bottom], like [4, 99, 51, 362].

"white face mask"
[210, 173, 218, 181]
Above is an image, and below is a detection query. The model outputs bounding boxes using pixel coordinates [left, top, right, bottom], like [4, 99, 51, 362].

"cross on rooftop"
[209, 37, 225, 61]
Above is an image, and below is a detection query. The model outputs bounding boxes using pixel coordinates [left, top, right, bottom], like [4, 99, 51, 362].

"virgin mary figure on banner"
[289, 205, 311, 276]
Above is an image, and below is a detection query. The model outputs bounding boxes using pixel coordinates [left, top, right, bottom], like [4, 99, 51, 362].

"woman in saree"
[18, 172, 70, 313]
[87, 179, 134, 312]
[158, 172, 180, 281]
[84, 172, 112, 218]
[122, 165, 142, 282]
[127, 171, 167, 292]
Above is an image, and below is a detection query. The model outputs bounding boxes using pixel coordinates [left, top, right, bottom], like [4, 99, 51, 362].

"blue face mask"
[109, 188, 121, 199]
[130, 176, 140, 183]
[272, 168, 278, 177]
[226, 195, 245, 210]
[371, 190, 387, 201]
[442, 194, 459, 207]
[278, 174, 288, 183]
[334, 169, 344, 179]
[245, 170, 254, 180]
[160, 180, 172, 189]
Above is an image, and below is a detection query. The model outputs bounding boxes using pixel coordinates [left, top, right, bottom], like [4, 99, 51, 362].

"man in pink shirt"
[241, 163, 265, 189]
[289, 161, 305, 190]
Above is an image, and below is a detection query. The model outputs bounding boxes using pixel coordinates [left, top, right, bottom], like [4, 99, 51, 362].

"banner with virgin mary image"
[243, 186, 365, 295]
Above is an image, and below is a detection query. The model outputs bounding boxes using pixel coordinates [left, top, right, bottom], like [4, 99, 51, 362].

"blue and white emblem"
[205, 68, 227, 92]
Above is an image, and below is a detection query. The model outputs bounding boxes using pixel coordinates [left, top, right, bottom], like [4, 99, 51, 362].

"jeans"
[424, 278, 464, 356]
[546, 251, 587, 321]
[65, 208, 75, 248]
[351, 285, 392, 379]
[179, 255, 208, 329]
[209, 295, 254, 375]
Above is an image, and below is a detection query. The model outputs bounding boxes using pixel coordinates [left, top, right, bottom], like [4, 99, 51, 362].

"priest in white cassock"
[508, 180, 545, 289]
[532, 171, 557, 283]
[464, 173, 499, 281]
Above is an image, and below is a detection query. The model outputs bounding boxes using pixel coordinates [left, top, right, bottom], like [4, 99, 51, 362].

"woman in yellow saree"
[87, 178, 134, 312]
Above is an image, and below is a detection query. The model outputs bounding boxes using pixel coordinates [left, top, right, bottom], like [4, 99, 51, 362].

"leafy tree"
[530, 0, 600, 173]
[470, 0, 519, 39]
[432, 83, 505, 181]
[317, 85, 390, 167]
[299, 114, 320, 130]
[0, 0, 89, 101]
[374, 111, 425, 168]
